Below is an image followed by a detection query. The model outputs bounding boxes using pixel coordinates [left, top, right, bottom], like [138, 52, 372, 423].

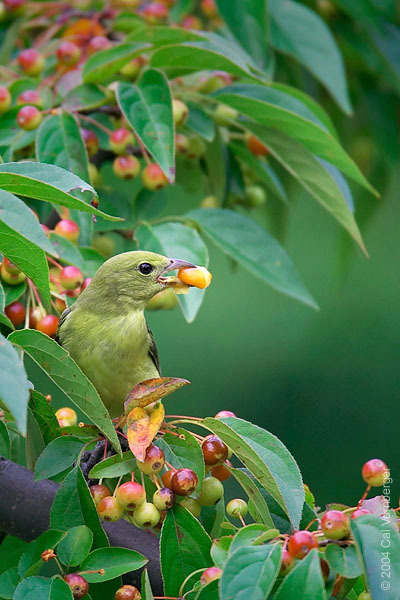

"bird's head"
[79, 251, 195, 310]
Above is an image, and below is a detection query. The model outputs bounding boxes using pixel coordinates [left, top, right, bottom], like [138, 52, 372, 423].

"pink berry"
[362, 459, 389, 487]
[321, 510, 350, 540]
[87, 36, 111, 56]
[57, 41, 81, 66]
[17, 89, 43, 108]
[54, 219, 80, 243]
[144, 2, 168, 24]
[17, 105, 42, 130]
[60, 266, 84, 290]
[110, 128, 135, 154]
[18, 48, 45, 76]
[0, 86, 11, 113]
[141, 163, 168, 190]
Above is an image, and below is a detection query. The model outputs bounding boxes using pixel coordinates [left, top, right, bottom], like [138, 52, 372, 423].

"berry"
[181, 15, 203, 29]
[226, 498, 248, 519]
[90, 484, 111, 505]
[63, 574, 89, 599]
[54, 219, 80, 243]
[87, 35, 111, 56]
[198, 71, 232, 94]
[4, 0, 25, 15]
[172, 99, 189, 127]
[92, 234, 115, 258]
[81, 128, 99, 156]
[0, 86, 11, 113]
[211, 460, 232, 482]
[201, 196, 218, 208]
[358, 593, 372, 600]
[5, 301, 26, 326]
[116, 481, 146, 510]
[200, 566, 222, 585]
[81, 277, 92, 291]
[0, 265, 26, 285]
[178, 266, 212, 289]
[57, 41, 81, 66]
[161, 470, 174, 488]
[247, 134, 269, 157]
[146, 288, 178, 311]
[133, 501, 161, 528]
[198, 477, 224, 506]
[120, 56, 145, 79]
[17, 105, 42, 130]
[113, 155, 140, 179]
[362, 459, 389, 487]
[180, 497, 201, 517]
[36, 314, 59, 337]
[351, 508, 370, 519]
[17, 89, 43, 108]
[115, 585, 141, 600]
[288, 531, 318, 559]
[97, 496, 124, 522]
[137, 444, 165, 474]
[245, 185, 267, 207]
[60, 266, 84, 290]
[175, 133, 189, 155]
[18, 49, 45, 76]
[201, 435, 228, 466]
[55, 407, 78, 427]
[171, 468, 198, 496]
[29, 306, 47, 328]
[153, 487, 175, 510]
[200, 0, 217, 18]
[279, 549, 294, 575]
[186, 137, 206, 160]
[88, 163, 100, 186]
[214, 103, 238, 125]
[3, 257, 21, 275]
[144, 2, 168, 24]
[110, 128, 135, 154]
[141, 163, 168, 190]
[215, 410, 236, 418]
[321, 510, 350, 540]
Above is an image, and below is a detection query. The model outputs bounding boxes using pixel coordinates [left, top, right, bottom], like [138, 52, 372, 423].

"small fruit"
[198, 477, 224, 506]
[17, 89, 43, 108]
[200, 0, 217, 18]
[36, 314, 59, 337]
[153, 487, 175, 510]
[88, 163, 100, 186]
[181, 15, 203, 29]
[141, 163, 168, 190]
[120, 56, 145, 79]
[81, 277, 92, 291]
[60, 266, 84, 290]
[172, 99, 189, 127]
[55, 406, 78, 427]
[18, 48, 45, 76]
[201, 435, 228, 465]
[201, 196, 218, 208]
[144, 2, 168, 24]
[357, 593, 372, 600]
[0, 265, 26, 285]
[0, 86, 11, 113]
[321, 510, 350, 540]
[57, 41, 81, 66]
[186, 137, 206, 160]
[198, 71, 232, 94]
[215, 410, 236, 418]
[81, 128, 99, 156]
[180, 497, 201, 517]
[200, 566, 222, 585]
[29, 306, 47, 328]
[226, 498, 248, 519]
[245, 185, 267, 207]
[351, 508, 370, 519]
[4, 0, 25, 15]
[171, 468, 199, 496]
[97, 496, 124, 522]
[247, 134, 269, 157]
[211, 460, 232, 482]
[161, 470, 174, 488]
[288, 530, 318, 559]
[116, 481, 146, 510]
[362, 459, 389, 487]
[178, 266, 212, 290]
[54, 219, 80, 243]
[87, 35, 111, 56]
[90, 484, 111, 505]
[115, 585, 141, 600]
[279, 549, 294, 575]
[62, 18, 105, 46]
[92, 234, 115, 258]
[175, 133, 189, 155]
[137, 444, 165, 474]
[110, 128, 135, 154]
[146, 288, 178, 311]
[63, 573, 89, 599]
[17, 105, 42, 130]
[133, 501, 161, 528]
[214, 103, 238, 125]
[5, 301, 26, 326]
[113, 155, 140, 179]
[2, 257, 21, 274]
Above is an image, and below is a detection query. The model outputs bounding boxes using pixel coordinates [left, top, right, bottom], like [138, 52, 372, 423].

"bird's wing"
[55, 306, 72, 345]
[147, 323, 161, 375]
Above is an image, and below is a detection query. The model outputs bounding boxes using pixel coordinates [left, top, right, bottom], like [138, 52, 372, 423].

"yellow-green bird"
[56, 251, 195, 417]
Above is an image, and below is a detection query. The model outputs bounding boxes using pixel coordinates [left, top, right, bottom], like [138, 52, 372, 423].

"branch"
[0, 458, 162, 594]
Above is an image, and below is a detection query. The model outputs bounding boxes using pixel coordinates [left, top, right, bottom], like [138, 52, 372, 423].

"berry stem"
[137, 137, 151, 166]
[113, 475, 124, 497]
[305, 518, 319, 531]
[152, 475, 161, 489]
[131, 471, 135, 482]
[164, 461, 177, 472]
[357, 484, 371, 508]
[47, 256, 63, 270]
[28, 280, 44, 311]
[238, 514, 246, 527]
[53, 555, 65, 576]
[78, 113, 113, 135]
[24, 292, 31, 330]
[178, 568, 208, 596]
[165, 415, 201, 420]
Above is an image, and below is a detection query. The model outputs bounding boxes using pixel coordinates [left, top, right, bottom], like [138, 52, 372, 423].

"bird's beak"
[157, 258, 196, 288]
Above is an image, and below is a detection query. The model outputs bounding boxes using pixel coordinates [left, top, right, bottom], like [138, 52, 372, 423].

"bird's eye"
[138, 262, 153, 275]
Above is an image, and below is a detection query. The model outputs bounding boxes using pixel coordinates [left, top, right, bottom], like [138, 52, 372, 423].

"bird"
[56, 251, 195, 417]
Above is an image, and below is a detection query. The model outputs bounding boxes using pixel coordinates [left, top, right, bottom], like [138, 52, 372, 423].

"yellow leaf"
[127, 403, 165, 461]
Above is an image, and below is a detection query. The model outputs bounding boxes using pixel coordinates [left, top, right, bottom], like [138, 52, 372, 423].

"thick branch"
[0, 458, 162, 593]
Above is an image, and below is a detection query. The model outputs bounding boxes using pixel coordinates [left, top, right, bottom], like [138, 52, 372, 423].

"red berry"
[247, 134, 269, 157]
[137, 444, 165, 474]
[141, 163, 168, 190]
[113, 155, 140, 179]
[362, 459, 389, 487]
[63, 574, 89, 599]
[181, 15, 203, 29]
[81, 128, 99, 156]
[60, 266, 84, 290]
[81, 277, 92, 291]
[211, 460, 232, 482]
[17, 105, 42, 130]
[171, 468, 198, 496]
[115, 585, 141, 600]
[29, 306, 47, 328]
[153, 487, 175, 510]
[200, 566, 222, 585]
[351, 508, 370, 519]
[161, 470, 174, 488]
[110, 128, 135, 154]
[288, 531, 318, 559]
[5, 301, 26, 326]
[4, 0, 25, 14]
[321, 510, 350, 540]
[144, 2, 168, 24]
[200, 0, 217, 18]
[97, 496, 124, 522]
[57, 41, 81, 66]
[2, 257, 21, 275]
[17, 49, 45, 76]
[54, 219, 80, 243]
[116, 481, 146, 510]
[87, 35, 111, 56]
[202, 435, 228, 466]
[215, 410, 236, 418]
[36, 314, 59, 337]
[0, 86, 11, 113]
[17, 89, 43, 108]
[90, 484, 111, 506]
[280, 548, 294, 575]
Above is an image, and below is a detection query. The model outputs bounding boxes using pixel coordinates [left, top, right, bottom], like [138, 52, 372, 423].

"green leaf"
[89, 450, 137, 479]
[3, 281, 26, 305]
[201, 499, 225, 539]
[0, 332, 30, 435]
[0, 536, 28, 576]
[36, 111, 90, 182]
[14, 576, 73, 600]
[133, 188, 168, 223]
[229, 523, 271, 554]
[80, 547, 147, 582]
[57, 525, 93, 568]
[83, 41, 150, 84]
[18, 530, 66, 578]
[34, 436, 85, 481]
[25, 407, 45, 470]
[9, 329, 121, 454]
[186, 103, 216, 142]
[325, 543, 362, 579]
[117, 69, 175, 182]
[0, 418, 10, 458]
[63, 84, 109, 111]
[127, 24, 205, 45]
[141, 569, 154, 600]
[187, 208, 317, 309]
[195, 580, 219, 600]
[49, 233, 86, 270]
[0, 162, 121, 221]
[204, 129, 226, 203]
[0, 282, 14, 330]
[215, 0, 268, 68]
[351, 514, 400, 599]
[229, 468, 274, 528]
[156, 428, 205, 497]
[211, 537, 232, 568]
[160, 505, 212, 596]
[220, 543, 281, 600]
[274, 549, 325, 599]
[0, 566, 20, 599]
[244, 123, 368, 252]
[269, 0, 352, 114]
[202, 417, 304, 530]
[29, 390, 59, 445]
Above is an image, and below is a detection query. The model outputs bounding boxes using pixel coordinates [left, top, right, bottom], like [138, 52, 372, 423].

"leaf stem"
[78, 113, 113, 135]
